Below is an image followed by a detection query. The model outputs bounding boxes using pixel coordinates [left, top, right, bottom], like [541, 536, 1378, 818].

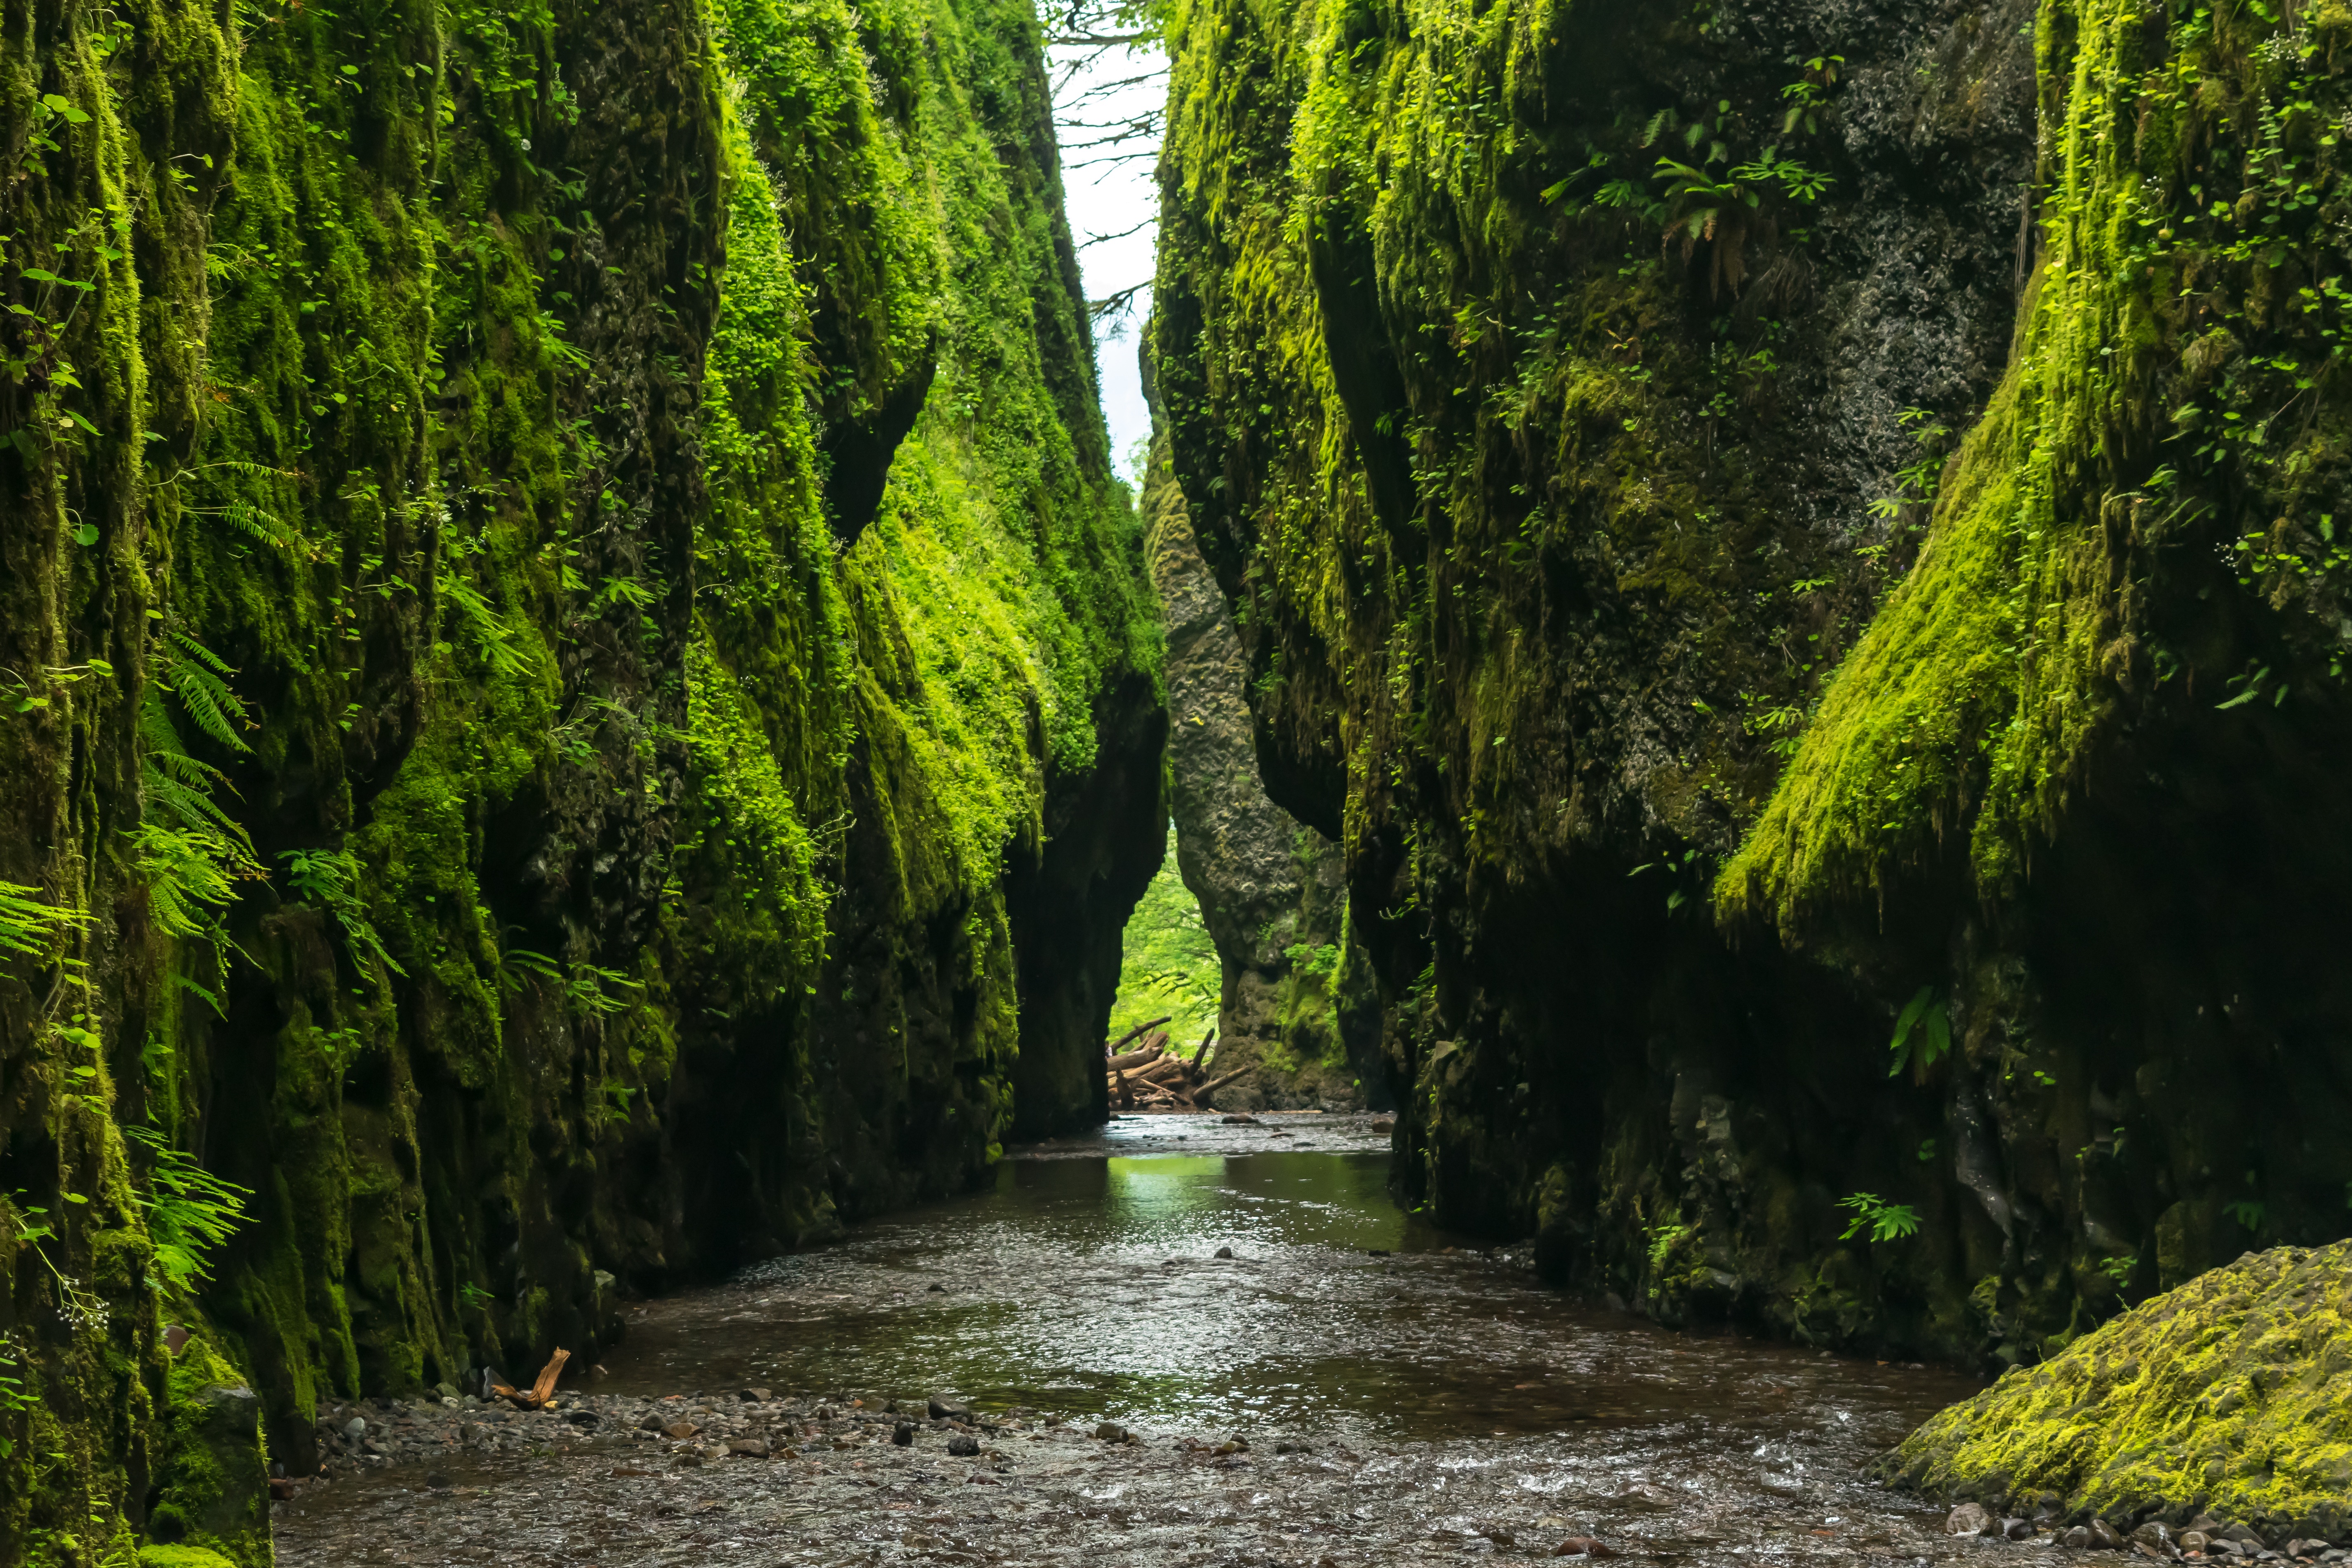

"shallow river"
[271, 1113, 2077, 1567]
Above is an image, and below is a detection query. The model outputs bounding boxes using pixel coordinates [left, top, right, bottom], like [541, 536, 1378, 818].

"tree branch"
[1077, 215, 1154, 250]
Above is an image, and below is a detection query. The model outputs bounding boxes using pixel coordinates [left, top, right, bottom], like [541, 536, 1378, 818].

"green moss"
[1886, 1244, 2352, 1536]
[1721, 0, 2352, 926]
[143, 1338, 268, 1568]
[137, 1547, 240, 1568]
[5, 0, 1154, 1544]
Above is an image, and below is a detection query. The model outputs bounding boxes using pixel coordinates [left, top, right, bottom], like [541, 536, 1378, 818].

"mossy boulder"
[1882, 1245, 2352, 1541]
[143, 1340, 270, 1567]
[138, 1548, 242, 1568]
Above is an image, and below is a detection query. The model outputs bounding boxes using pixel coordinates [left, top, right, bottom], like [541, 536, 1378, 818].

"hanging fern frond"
[158, 631, 253, 753]
[0, 882, 89, 959]
[223, 501, 299, 552]
[437, 571, 530, 678]
[133, 822, 245, 939]
[123, 1124, 250, 1290]
[134, 627, 265, 949]
[279, 847, 406, 978]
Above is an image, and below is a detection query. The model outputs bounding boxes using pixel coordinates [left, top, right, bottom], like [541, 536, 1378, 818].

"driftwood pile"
[1104, 1015, 1253, 1110]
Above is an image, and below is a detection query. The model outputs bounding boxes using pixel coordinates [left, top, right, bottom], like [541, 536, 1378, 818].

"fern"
[134, 632, 264, 947]
[123, 1125, 250, 1290]
[564, 961, 639, 1016]
[223, 500, 299, 552]
[279, 847, 406, 978]
[496, 945, 561, 992]
[133, 824, 245, 940]
[0, 882, 89, 959]
[437, 570, 529, 677]
[157, 631, 252, 753]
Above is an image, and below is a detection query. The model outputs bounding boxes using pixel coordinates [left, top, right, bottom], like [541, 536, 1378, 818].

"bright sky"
[1051, 38, 1168, 487]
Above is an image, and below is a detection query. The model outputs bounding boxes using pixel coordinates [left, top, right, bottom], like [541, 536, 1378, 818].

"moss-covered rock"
[0, 0, 1157, 1551]
[143, 1341, 268, 1566]
[1153, 0, 2352, 1365]
[136, 1548, 241, 1568]
[1884, 1244, 2352, 1542]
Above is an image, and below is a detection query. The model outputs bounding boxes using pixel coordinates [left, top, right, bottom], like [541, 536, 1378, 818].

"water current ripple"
[273, 1113, 2078, 1567]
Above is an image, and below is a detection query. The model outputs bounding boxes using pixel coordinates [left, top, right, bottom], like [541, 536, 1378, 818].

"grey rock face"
[1143, 446, 1380, 1110]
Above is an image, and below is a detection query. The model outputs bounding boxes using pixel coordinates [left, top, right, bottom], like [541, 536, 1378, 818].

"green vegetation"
[1839, 1193, 1922, 1244]
[1110, 830, 1220, 1048]
[1156, 0, 2352, 1364]
[1722, 0, 2352, 922]
[0, 0, 1154, 1548]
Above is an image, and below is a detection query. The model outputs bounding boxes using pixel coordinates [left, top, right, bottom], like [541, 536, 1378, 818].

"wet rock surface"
[273, 1379, 2222, 1566]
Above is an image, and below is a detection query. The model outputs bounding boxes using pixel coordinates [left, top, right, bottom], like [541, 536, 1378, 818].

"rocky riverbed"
[259, 1125, 2218, 1566]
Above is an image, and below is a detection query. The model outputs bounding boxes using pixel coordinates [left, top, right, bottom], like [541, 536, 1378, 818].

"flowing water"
[271, 1114, 2072, 1567]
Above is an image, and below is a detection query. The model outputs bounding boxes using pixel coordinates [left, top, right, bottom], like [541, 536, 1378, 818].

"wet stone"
[1947, 1503, 1995, 1535]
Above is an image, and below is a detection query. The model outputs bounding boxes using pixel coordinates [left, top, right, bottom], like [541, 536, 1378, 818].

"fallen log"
[1105, 1042, 1167, 1073]
[1190, 1030, 1216, 1068]
[1110, 1067, 1135, 1109]
[1105, 1016, 1172, 1056]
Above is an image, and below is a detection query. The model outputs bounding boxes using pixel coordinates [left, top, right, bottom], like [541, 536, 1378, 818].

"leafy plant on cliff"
[5, 1195, 107, 1332]
[0, 882, 87, 959]
[137, 632, 266, 945]
[1887, 986, 1952, 1080]
[279, 848, 406, 980]
[123, 1125, 251, 1291]
[1839, 1192, 1921, 1243]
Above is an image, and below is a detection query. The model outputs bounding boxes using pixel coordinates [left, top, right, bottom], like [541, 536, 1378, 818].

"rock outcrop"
[0, 0, 1158, 1555]
[1143, 440, 1379, 1109]
[1884, 1244, 2352, 1544]
[1153, 0, 2352, 1360]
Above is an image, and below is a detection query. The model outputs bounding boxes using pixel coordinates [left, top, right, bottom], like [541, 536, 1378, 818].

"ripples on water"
[275, 1113, 2016, 1566]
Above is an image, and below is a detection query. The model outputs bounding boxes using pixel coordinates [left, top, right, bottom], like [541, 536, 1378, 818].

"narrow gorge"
[5, 0, 2352, 1553]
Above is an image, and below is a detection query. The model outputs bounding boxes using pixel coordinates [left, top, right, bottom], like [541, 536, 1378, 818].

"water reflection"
[600, 1143, 1977, 1448]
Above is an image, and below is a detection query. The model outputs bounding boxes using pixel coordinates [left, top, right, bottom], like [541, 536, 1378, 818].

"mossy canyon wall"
[1153, 0, 2352, 1363]
[0, 0, 1162, 1550]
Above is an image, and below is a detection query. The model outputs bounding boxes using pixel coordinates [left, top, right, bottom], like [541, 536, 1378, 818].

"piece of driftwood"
[1105, 1016, 1172, 1056]
[1105, 1042, 1167, 1073]
[490, 1348, 570, 1410]
[1194, 1065, 1256, 1102]
[1190, 1030, 1215, 1068]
